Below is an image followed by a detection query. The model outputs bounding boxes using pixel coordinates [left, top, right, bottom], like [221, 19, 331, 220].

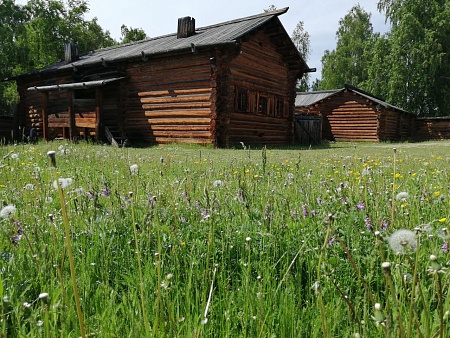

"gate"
[294, 115, 322, 144]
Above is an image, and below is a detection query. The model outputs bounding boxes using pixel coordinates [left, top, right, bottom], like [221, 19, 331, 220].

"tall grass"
[0, 141, 449, 337]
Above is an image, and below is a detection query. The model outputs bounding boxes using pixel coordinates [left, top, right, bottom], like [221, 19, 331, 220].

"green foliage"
[376, 0, 450, 116]
[319, 1, 450, 116]
[0, 0, 115, 116]
[291, 21, 311, 91]
[1, 141, 450, 337]
[320, 5, 377, 90]
[120, 25, 147, 44]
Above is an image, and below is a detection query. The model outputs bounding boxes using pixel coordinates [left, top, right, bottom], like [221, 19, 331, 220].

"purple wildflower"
[341, 197, 348, 206]
[101, 187, 110, 197]
[87, 191, 95, 200]
[356, 201, 366, 211]
[442, 242, 448, 253]
[365, 215, 372, 231]
[10, 234, 22, 246]
[381, 219, 388, 231]
[302, 202, 308, 217]
[316, 196, 322, 205]
[328, 236, 335, 246]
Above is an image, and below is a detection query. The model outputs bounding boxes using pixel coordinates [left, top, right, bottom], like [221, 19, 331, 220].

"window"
[258, 95, 268, 115]
[236, 90, 248, 112]
[275, 97, 284, 117]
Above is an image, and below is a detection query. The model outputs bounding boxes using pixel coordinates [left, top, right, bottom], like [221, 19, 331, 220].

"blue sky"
[16, 0, 390, 82]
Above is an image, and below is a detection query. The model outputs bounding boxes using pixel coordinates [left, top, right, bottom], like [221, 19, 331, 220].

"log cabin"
[295, 84, 416, 142]
[14, 7, 310, 147]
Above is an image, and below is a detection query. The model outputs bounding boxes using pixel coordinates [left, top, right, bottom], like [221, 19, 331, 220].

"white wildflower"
[0, 205, 17, 219]
[213, 180, 223, 187]
[395, 192, 409, 201]
[388, 229, 417, 254]
[130, 164, 139, 175]
[52, 178, 73, 189]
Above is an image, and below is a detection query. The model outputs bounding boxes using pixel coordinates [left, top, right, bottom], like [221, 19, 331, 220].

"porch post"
[41, 92, 49, 141]
[68, 91, 75, 140]
[95, 87, 103, 141]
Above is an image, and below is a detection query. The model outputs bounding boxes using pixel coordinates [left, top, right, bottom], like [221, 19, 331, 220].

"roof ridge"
[197, 7, 289, 31]
[80, 8, 289, 56]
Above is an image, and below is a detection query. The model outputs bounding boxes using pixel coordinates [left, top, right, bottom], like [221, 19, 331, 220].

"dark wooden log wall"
[415, 117, 450, 141]
[124, 54, 213, 145]
[317, 92, 379, 141]
[227, 30, 294, 146]
[0, 116, 14, 142]
[300, 91, 415, 142]
[378, 110, 414, 142]
[17, 72, 121, 140]
[17, 72, 73, 137]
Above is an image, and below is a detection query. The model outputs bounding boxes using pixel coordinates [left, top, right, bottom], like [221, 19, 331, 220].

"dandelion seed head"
[388, 229, 417, 254]
[52, 178, 73, 189]
[129, 164, 139, 174]
[0, 205, 17, 219]
[213, 179, 223, 187]
[396, 191, 409, 201]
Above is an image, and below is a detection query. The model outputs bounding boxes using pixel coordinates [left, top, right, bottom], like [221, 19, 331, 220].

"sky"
[16, 0, 391, 82]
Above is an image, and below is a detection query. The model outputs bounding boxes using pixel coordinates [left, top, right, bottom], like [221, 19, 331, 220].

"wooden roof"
[21, 7, 308, 78]
[296, 84, 411, 115]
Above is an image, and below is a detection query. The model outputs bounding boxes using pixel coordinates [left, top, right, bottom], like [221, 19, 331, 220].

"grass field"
[1, 140, 450, 337]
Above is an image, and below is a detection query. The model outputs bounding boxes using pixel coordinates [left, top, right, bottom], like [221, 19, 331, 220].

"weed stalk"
[47, 151, 86, 338]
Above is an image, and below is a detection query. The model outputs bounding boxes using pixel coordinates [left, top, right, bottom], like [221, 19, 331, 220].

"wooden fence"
[294, 115, 322, 144]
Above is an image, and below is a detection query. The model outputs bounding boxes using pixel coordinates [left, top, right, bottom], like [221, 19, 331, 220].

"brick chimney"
[177, 17, 195, 38]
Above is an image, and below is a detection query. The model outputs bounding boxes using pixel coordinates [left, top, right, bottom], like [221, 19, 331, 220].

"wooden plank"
[127, 117, 211, 125]
[139, 95, 210, 104]
[137, 88, 211, 97]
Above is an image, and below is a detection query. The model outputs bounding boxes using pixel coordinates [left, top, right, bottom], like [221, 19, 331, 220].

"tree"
[320, 5, 377, 90]
[291, 21, 311, 91]
[376, 0, 450, 115]
[264, 5, 277, 12]
[120, 25, 147, 44]
[264, 5, 312, 90]
[0, 0, 28, 115]
[0, 0, 115, 115]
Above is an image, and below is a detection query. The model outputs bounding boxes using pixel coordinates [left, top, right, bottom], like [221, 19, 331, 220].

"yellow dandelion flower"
[245, 169, 250, 174]
[395, 173, 402, 178]
[254, 174, 259, 178]
[180, 242, 186, 246]
[401, 202, 408, 208]
[434, 191, 441, 197]
[439, 218, 447, 223]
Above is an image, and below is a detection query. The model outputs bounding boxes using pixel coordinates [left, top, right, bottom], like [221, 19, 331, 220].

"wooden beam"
[41, 92, 49, 141]
[68, 91, 75, 140]
[95, 88, 102, 141]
